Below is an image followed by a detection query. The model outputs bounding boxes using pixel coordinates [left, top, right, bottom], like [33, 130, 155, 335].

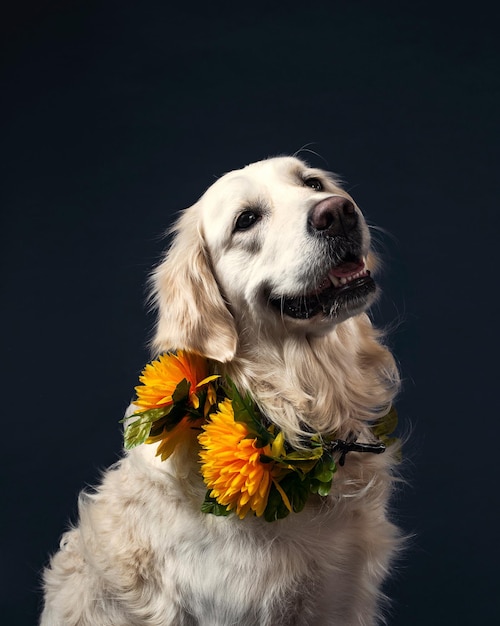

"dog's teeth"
[329, 274, 341, 287]
[329, 267, 368, 288]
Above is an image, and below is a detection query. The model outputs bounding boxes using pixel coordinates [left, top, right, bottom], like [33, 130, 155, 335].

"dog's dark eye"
[235, 210, 260, 231]
[304, 177, 323, 191]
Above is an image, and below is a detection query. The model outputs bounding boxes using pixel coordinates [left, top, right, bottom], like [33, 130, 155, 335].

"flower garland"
[123, 352, 398, 522]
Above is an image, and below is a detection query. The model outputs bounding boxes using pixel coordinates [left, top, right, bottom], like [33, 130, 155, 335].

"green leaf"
[264, 473, 312, 521]
[261, 449, 322, 476]
[372, 406, 400, 453]
[123, 406, 171, 449]
[315, 479, 333, 497]
[309, 452, 336, 497]
[264, 482, 292, 522]
[200, 492, 231, 516]
[172, 378, 191, 404]
[147, 398, 199, 441]
[312, 453, 337, 483]
[276, 459, 320, 477]
[283, 472, 311, 514]
[372, 406, 398, 439]
[259, 454, 274, 464]
[313, 465, 334, 483]
[225, 379, 272, 445]
[282, 446, 324, 463]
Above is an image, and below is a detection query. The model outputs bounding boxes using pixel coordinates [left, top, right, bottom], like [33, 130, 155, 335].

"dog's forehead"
[203, 157, 311, 201]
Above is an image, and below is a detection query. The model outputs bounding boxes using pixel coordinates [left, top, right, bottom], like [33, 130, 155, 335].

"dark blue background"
[2, 1, 499, 623]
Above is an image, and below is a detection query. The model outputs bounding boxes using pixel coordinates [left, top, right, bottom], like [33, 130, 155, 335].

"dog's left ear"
[150, 205, 238, 363]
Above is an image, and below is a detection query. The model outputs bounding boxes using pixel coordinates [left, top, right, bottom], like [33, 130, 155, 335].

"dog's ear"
[150, 205, 237, 363]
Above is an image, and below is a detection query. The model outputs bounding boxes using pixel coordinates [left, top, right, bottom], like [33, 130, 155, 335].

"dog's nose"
[308, 196, 358, 236]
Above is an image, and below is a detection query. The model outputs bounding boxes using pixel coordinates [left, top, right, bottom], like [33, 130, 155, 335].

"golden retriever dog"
[41, 156, 401, 625]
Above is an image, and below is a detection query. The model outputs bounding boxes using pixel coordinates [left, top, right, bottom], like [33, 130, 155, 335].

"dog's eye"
[235, 210, 260, 231]
[304, 177, 323, 191]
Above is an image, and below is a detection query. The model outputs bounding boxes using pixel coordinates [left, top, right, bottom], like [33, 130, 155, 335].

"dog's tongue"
[330, 260, 365, 278]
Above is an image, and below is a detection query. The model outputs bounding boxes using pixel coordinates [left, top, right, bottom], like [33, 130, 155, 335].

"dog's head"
[152, 157, 377, 361]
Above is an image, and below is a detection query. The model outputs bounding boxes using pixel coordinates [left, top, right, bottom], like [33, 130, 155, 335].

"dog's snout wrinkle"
[308, 196, 357, 237]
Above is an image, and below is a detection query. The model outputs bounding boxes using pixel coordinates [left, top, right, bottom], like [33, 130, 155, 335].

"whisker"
[367, 223, 399, 243]
[292, 144, 329, 168]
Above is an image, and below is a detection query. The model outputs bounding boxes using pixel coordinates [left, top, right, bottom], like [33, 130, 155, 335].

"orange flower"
[135, 351, 217, 411]
[133, 352, 218, 461]
[198, 399, 274, 518]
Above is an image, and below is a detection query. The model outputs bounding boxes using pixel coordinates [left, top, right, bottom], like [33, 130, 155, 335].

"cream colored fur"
[41, 157, 401, 625]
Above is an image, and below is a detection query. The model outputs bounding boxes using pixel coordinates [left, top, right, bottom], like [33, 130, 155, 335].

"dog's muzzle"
[269, 197, 376, 320]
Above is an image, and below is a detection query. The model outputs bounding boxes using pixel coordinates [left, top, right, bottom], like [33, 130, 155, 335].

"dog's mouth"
[269, 255, 376, 320]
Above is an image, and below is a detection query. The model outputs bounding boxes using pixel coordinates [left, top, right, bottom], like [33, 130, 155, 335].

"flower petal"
[196, 374, 221, 388]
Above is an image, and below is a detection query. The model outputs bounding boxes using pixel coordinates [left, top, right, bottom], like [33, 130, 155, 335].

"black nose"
[308, 196, 358, 236]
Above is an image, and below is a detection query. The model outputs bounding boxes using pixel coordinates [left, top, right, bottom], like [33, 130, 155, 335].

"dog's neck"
[220, 314, 399, 448]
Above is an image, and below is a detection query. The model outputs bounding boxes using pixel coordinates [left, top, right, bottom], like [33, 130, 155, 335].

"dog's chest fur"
[43, 435, 397, 625]
[41, 322, 400, 626]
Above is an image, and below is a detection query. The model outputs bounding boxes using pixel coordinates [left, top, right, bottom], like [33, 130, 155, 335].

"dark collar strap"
[327, 437, 386, 466]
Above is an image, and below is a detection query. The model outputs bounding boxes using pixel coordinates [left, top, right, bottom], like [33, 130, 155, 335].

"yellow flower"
[134, 352, 218, 461]
[135, 351, 217, 411]
[198, 399, 274, 519]
[146, 416, 202, 461]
